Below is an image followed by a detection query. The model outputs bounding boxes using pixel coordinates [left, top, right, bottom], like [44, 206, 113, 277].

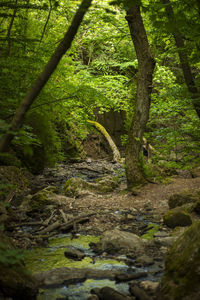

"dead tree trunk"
[125, 5, 155, 189]
[0, 0, 92, 153]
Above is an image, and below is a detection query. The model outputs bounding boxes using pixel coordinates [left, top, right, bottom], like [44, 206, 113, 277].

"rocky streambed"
[1, 160, 200, 300]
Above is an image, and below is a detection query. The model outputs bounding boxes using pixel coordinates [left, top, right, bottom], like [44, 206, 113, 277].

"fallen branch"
[59, 209, 68, 223]
[60, 213, 95, 232]
[38, 220, 61, 235]
[37, 213, 95, 235]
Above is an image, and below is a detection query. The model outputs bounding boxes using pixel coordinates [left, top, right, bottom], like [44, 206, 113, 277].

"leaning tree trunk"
[125, 5, 155, 189]
[163, 0, 200, 118]
[0, 0, 92, 153]
[87, 120, 121, 163]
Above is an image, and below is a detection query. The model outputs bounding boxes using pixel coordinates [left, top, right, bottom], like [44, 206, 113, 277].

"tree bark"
[0, 0, 92, 153]
[6, 0, 18, 55]
[163, 0, 200, 118]
[125, 5, 155, 189]
[87, 120, 121, 162]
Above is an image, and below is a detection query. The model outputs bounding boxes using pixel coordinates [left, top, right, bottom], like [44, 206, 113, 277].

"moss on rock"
[163, 207, 192, 228]
[64, 176, 119, 197]
[160, 221, 200, 300]
[168, 189, 200, 209]
[64, 177, 85, 197]
[20, 186, 58, 212]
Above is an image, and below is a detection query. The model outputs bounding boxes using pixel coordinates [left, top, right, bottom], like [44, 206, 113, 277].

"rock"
[163, 207, 192, 228]
[35, 267, 127, 287]
[20, 186, 69, 212]
[116, 272, 147, 282]
[93, 229, 145, 255]
[153, 231, 169, 238]
[0, 233, 38, 299]
[93, 286, 133, 300]
[64, 176, 119, 198]
[168, 189, 200, 209]
[160, 220, 200, 300]
[135, 254, 154, 266]
[140, 280, 159, 292]
[129, 283, 152, 300]
[64, 177, 84, 197]
[154, 236, 177, 247]
[64, 246, 85, 260]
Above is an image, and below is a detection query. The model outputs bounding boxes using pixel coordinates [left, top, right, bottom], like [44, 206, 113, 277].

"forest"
[0, 0, 200, 299]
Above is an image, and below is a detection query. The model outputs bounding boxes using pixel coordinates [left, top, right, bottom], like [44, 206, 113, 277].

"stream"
[16, 160, 166, 299]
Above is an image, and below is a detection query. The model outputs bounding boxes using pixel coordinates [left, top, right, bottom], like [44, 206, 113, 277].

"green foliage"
[0, 0, 199, 174]
[0, 242, 24, 266]
[141, 223, 160, 240]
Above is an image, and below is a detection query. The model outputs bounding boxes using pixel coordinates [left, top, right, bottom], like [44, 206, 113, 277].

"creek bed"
[25, 234, 162, 300]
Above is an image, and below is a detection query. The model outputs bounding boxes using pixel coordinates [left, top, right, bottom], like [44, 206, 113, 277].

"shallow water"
[25, 234, 131, 299]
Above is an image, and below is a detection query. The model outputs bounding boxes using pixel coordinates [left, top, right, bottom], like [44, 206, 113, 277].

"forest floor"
[25, 159, 200, 237]
[71, 175, 200, 235]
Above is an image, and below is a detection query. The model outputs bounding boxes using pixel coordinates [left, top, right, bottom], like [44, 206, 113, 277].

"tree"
[162, 0, 200, 118]
[0, 0, 93, 153]
[125, 4, 155, 188]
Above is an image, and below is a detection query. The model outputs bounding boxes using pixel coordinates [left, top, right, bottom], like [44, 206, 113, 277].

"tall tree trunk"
[125, 5, 155, 189]
[7, 0, 18, 55]
[163, 0, 200, 118]
[0, 0, 92, 153]
[38, 0, 52, 46]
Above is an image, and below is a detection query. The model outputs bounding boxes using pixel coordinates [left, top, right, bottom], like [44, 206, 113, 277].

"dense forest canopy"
[0, 0, 200, 177]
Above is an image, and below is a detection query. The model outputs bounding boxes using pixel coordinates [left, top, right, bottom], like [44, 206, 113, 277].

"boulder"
[163, 207, 192, 228]
[93, 229, 145, 255]
[160, 221, 200, 300]
[20, 186, 65, 212]
[64, 175, 119, 198]
[168, 189, 200, 209]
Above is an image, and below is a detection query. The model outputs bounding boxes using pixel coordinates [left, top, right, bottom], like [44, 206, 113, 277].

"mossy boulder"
[20, 186, 59, 212]
[160, 221, 200, 300]
[64, 177, 84, 197]
[163, 207, 192, 228]
[0, 233, 38, 299]
[64, 176, 119, 197]
[168, 189, 200, 209]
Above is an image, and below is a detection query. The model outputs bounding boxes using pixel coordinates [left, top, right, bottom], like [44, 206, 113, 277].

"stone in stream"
[91, 286, 133, 300]
[64, 246, 85, 260]
[135, 254, 154, 267]
[35, 267, 126, 287]
[92, 229, 145, 255]
[129, 283, 153, 300]
[140, 280, 160, 293]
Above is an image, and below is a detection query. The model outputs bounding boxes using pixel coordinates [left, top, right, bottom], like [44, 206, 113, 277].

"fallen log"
[60, 213, 95, 232]
[37, 213, 95, 235]
[38, 220, 60, 235]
